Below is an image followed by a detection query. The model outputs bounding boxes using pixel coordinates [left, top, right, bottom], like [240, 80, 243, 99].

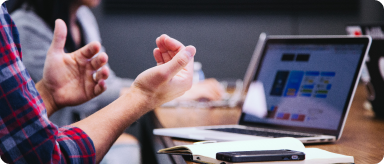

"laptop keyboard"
[208, 128, 316, 138]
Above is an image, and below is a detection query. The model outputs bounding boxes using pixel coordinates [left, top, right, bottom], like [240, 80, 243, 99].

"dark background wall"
[11, 0, 384, 80]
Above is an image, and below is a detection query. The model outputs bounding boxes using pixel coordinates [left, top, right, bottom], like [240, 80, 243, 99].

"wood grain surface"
[155, 84, 384, 164]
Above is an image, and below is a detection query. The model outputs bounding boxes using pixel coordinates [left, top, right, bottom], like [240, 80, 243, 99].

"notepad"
[158, 138, 354, 164]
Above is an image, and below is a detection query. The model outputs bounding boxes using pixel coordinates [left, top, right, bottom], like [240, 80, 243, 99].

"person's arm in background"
[120, 77, 224, 102]
[177, 78, 224, 101]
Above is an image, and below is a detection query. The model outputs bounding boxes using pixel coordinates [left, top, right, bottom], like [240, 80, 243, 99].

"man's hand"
[130, 34, 196, 109]
[36, 19, 109, 116]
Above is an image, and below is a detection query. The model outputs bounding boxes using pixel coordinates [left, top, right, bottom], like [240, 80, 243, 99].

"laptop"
[154, 34, 372, 143]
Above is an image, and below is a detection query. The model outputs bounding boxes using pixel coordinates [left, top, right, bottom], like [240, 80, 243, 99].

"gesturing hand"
[131, 34, 196, 109]
[36, 19, 109, 115]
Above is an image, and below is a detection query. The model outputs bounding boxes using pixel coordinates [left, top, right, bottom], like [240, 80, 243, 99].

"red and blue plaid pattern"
[0, 4, 95, 164]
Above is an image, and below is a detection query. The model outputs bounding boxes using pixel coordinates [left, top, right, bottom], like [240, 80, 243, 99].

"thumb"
[49, 19, 67, 54]
[161, 46, 196, 79]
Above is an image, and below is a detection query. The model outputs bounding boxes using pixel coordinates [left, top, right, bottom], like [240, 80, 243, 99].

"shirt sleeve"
[0, 4, 95, 164]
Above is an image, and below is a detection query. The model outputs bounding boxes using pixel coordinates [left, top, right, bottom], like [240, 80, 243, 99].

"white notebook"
[158, 138, 354, 164]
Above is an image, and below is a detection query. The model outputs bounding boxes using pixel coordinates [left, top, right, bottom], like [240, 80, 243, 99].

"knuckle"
[87, 47, 94, 56]
[176, 55, 189, 67]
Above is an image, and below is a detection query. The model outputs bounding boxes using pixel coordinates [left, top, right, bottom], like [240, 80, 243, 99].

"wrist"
[121, 86, 156, 112]
[36, 81, 59, 116]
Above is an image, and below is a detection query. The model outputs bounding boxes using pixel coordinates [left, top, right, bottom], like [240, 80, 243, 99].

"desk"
[154, 84, 384, 164]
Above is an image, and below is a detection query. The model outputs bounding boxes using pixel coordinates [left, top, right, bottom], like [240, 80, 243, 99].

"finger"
[49, 19, 67, 54]
[199, 92, 217, 101]
[207, 79, 224, 93]
[74, 41, 101, 60]
[209, 84, 225, 99]
[162, 52, 172, 63]
[156, 34, 169, 53]
[156, 34, 185, 54]
[94, 79, 107, 96]
[94, 66, 110, 82]
[211, 90, 223, 100]
[164, 37, 184, 57]
[205, 78, 219, 83]
[183, 46, 196, 75]
[153, 48, 164, 65]
[205, 78, 224, 93]
[90, 52, 108, 70]
[160, 46, 196, 79]
[199, 85, 222, 101]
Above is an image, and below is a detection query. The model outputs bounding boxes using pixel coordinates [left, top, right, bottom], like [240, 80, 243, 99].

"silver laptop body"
[154, 34, 371, 143]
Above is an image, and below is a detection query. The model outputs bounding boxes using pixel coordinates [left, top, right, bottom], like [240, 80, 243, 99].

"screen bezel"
[239, 36, 371, 138]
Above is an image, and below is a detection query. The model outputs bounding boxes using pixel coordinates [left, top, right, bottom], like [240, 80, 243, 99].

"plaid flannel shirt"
[0, 4, 95, 164]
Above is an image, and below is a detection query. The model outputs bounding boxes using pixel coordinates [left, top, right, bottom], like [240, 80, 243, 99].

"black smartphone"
[216, 149, 305, 162]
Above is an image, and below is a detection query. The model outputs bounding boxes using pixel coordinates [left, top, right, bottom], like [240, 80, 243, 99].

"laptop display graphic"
[154, 35, 371, 143]
[242, 42, 365, 131]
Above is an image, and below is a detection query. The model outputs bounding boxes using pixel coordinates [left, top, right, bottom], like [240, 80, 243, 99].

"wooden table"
[154, 84, 384, 164]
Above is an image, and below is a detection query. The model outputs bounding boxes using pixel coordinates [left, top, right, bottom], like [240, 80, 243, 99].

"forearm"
[72, 87, 153, 163]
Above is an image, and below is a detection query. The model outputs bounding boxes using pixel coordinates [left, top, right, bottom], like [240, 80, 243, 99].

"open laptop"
[154, 34, 371, 143]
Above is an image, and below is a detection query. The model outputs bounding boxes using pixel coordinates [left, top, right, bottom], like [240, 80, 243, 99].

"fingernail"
[185, 46, 195, 58]
[184, 48, 193, 58]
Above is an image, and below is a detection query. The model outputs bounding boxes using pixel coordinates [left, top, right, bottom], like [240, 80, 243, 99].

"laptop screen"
[240, 37, 370, 136]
